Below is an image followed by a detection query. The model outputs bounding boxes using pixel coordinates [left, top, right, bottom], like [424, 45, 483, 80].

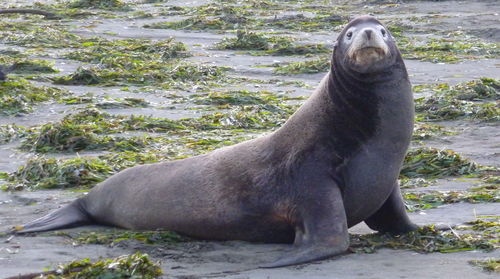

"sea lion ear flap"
[332, 40, 340, 55]
[331, 41, 338, 63]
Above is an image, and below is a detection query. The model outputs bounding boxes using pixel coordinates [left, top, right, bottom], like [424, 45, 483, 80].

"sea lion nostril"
[365, 29, 373, 40]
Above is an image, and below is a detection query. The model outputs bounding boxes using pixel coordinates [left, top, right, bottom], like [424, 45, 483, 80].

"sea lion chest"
[340, 80, 413, 227]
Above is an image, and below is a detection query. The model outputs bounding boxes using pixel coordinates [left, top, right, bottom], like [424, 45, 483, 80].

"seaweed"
[415, 78, 499, 121]
[66, 0, 131, 10]
[4, 156, 114, 190]
[1, 24, 82, 48]
[0, 77, 67, 115]
[65, 37, 188, 65]
[189, 104, 295, 130]
[0, 59, 58, 74]
[20, 121, 153, 153]
[53, 63, 226, 87]
[403, 189, 499, 212]
[215, 30, 329, 56]
[3, 102, 297, 190]
[399, 35, 500, 63]
[191, 89, 281, 106]
[469, 259, 500, 273]
[216, 30, 270, 50]
[412, 123, 455, 140]
[144, 15, 247, 30]
[60, 93, 95, 105]
[273, 56, 330, 74]
[401, 148, 481, 179]
[0, 124, 27, 144]
[95, 97, 150, 109]
[58, 229, 187, 245]
[40, 252, 162, 279]
[399, 177, 433, 189]
[52, 67, 104, 85]
[3, 151, 165, 190]
[255, 13, 346, 32]
[351, 225, 494, 254]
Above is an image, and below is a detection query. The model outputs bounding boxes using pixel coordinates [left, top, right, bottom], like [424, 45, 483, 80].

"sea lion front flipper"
[261, 184, 349, 268]
[364, 183, 418, 234]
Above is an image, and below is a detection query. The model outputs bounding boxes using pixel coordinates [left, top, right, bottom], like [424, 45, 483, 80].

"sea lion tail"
[13, 199, 92, 234]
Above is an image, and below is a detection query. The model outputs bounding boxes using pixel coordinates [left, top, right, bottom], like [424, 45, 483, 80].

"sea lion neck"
[324, 65, 382, 158]
[269, 71, 381, 163]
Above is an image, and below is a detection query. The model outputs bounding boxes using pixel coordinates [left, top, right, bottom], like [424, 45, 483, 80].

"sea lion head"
[334, 15, 398, 74]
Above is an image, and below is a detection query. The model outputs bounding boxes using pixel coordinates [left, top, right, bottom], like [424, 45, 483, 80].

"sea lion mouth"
[351, 47, 387, 66]
[359, 46, 385, 53]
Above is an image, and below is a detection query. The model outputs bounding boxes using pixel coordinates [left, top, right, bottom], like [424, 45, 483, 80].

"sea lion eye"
[346, 31, 353, 39]
[381, 29, 386, 36]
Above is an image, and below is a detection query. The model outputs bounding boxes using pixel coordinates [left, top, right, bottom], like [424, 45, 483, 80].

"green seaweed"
[57, 37, 190, 87]
[399, 35, 500, 63]
[65, 37, 188, 65]
[58, 229, 187, 245]
[0, 77, 67, 115]
[461, 219, 499, 232]
[191, 104, 295, 130]
[0, 57, 58, 75]
[402, 175, 499, 211]
[61, 105, 294, 132]
[191, 89, 281, 106]
[1, 23, 82, 48]
[5, 156, 114, 190]
[53, 63, 226, 87]
[52, 67, 104, 85]
[273, 56, 330, 74]
[399, 177, 433, 189]
[451, 78, 500, 100]
[26, 156, 114, 187]
[255, 13, 346, 32]
[188, 4, 253, 18]
[41, 252, 162, 279]
[146, 5, 344, 32]
[52, 109, 184, 134]
[403, 189, 499, 212]
[60, 93, 95, 105]
[216, 30, 269, 50]
[415, 78, 499, 121]
[3, 151, 165, 190]
[401, 148, 481, 179]
[0, 124, 27, 144]
[66, 0, 131, 10]
[3, 102, 296, 190]
[96, 97, 150, 109]
[215, 30, 329, 56]
[20, 121, 154, 153]
[351, 225, 494, 254]
[469, 259, 500, 273]
[412, 123, 455, 140]
[144, 15, 247, 30]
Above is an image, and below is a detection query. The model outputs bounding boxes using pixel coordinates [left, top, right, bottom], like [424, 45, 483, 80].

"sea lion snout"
[364, 29, 373, 40]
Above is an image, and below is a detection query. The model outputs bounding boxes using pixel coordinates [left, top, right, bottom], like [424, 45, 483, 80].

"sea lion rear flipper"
[14, 199, 91, 234]
[364, 183, 418, 233]
[261, 183, 349, 268]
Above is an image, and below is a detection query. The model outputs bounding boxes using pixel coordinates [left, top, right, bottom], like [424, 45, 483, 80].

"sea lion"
[15, 15, 417, 267]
